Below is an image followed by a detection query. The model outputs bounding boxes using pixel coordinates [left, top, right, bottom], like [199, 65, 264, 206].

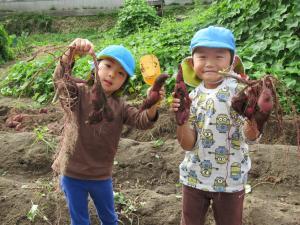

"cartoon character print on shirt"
[189, 105, 197, 123]
[191, 153, 201, 163]
[205, 98, 216, 118]
[235, 82, 246, 94]
[196, 113, 205, 132]
[187, 170, 199, 187]
[230, 108, 244, 126]
[200, 129, 215, 148]
[200, 160, 219, 177]
[213, 177, 227, 192]
[180, 163, 188, 173]
[215, 114, 230, 133]
[231, 129, 241, 149]
[230, 162, 242, 180]
[216, 86, 230, 102]
[209, 146, 234, 164]
[197, 92, 207, 106]
[241, 151, 249, 164]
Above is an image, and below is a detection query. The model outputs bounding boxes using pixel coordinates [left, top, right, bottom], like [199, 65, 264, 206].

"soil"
[0, 96, 299, 225]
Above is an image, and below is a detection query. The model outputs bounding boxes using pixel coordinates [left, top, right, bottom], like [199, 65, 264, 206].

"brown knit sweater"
[52, 63, 157, 180]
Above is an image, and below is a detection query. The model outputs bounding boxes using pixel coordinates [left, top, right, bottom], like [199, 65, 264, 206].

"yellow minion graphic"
[230, 108, 243, 126]
[201, 129, 215, 148]
[197, 93, 207, 105]
[196, 113, 205, 130]
[230, 162, 242, 180]
[200, 160, 213, 177]
[187, 170, 198, 187]
[214, 146, 231, 164]
[205, 98, 216, 118]
[216, 86, 230, 102]
[231, 129, 241, 149]
[216, 114, 230, 133]
[213, 177, 226, 192]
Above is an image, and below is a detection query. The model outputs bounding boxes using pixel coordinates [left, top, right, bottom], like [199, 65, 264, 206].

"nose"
[109, 71, 116, 79]
[205, 58, 215, 67]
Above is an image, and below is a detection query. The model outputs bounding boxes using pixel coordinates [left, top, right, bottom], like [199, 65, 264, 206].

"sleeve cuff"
[148, 110, 159, 122]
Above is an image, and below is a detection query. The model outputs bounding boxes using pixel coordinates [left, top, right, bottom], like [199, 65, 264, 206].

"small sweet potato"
[139, 74, 169, 111]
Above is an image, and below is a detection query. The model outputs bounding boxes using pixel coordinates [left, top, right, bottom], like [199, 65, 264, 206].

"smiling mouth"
[104, 80, 112, 86]
[204, 70, 217, 73]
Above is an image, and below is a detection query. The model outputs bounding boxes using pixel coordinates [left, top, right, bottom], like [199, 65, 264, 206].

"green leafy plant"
[0, 56, 56, 104]
[4, 13, 53, 35]
[33, 126, 56, 153]
[0, 24, 13, 64]
[114, 191, 140, 224]
[115, 0, 161, 37]
[26, 201, 50, 224]
[208, 0, 300, 113]
[10, 32, 33, 55]
[152, 138, 165, 148]
[1, 0, 299, 113]
[27, 202, 39, 222]
[114, 191, 137, 214]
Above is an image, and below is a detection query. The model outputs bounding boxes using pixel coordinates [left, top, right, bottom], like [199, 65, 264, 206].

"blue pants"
[60, 176, 118, 225]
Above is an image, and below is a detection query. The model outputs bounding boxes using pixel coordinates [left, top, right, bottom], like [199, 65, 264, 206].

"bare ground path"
[0, 98, 299, 225]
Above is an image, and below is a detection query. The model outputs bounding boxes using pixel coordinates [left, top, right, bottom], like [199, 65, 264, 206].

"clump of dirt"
[0, 97, 299, 225]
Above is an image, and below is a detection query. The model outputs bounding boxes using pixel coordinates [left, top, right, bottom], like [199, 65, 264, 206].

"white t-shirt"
[179, 78, 251, 192]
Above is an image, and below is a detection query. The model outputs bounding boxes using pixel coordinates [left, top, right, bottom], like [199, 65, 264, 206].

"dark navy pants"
[61, 176, 118, 225]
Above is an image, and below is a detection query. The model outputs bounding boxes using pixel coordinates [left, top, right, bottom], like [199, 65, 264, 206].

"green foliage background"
[0, 0, 299, 113]
[3, 13, 53, 35]
[0, 24, 13, 64]
[115, 0, 161, 37]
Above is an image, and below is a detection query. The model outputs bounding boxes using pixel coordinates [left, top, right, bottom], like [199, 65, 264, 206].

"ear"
[186, 56, 194, 67]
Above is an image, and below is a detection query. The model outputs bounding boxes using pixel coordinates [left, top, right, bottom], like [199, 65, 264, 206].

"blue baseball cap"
[94, 45, 135, 77]
[190, 26, 236, 53]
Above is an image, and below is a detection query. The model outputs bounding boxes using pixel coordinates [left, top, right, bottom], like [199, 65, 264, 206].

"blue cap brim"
[97, 55, 134, 77]
[190, 41, 235, 53]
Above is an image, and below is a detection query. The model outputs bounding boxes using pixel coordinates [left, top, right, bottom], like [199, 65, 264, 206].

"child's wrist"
[146, 108, 158, 121]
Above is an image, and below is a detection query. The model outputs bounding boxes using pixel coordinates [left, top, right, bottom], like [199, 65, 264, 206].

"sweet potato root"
[139, 74, 169, 111]
[57, 46, 113, 124]
[231, 74, 281, 133]
[174, 65, 191, 126]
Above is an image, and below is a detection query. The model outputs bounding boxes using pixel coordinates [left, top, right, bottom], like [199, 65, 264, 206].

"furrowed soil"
[0, 96, 299, 225]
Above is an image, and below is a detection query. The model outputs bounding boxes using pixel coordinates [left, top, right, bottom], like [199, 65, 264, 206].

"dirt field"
[0, 97, 299, 225]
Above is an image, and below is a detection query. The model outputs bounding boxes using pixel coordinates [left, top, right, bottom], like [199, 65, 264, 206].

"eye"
[118, 71, 126, 77]
[196, 55, 206, 60]
[104, 63, 111, 68]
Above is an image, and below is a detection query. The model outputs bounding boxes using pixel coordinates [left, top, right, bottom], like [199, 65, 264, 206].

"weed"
[33, 126, 56, 153]
[27, 201, 51, 224]
[114, 191, 141, 224]
[153, 138, 165, 148]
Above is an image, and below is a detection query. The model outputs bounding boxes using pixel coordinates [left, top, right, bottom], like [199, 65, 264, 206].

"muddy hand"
[62, 38, 95, 63]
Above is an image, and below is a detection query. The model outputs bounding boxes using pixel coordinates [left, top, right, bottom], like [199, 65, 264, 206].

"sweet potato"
[174, 65, 191, 126]
[58, 46, 113, 124]
[231, 75, 280, 133]
[139, 74, 169, 111]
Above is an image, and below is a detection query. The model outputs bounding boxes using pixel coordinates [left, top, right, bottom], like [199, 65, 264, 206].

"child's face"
[97, 58, 128, 95]
[192, 47, 231, 89]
